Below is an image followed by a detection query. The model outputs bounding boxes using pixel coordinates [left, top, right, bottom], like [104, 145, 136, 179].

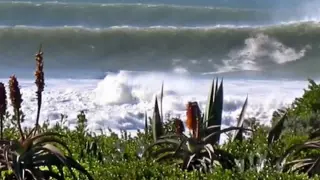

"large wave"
[0, 23, 317, 76]
[0, 2, 315, 27]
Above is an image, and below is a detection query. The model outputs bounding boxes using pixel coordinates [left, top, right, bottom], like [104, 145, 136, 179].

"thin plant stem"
[16, 109, 24, 141]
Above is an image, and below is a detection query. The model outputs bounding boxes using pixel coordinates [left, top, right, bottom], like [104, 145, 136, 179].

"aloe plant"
[0, 132, 93, 180]
[0, 46, 94, 180]
[143, 103, 250, 172]
[143, 79, 251, 172]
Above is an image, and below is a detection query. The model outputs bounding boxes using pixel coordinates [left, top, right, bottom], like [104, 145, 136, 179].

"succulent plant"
[0, 46, 93, 180]
[143, 79, 250, 173]
[2, 132, 92, 179]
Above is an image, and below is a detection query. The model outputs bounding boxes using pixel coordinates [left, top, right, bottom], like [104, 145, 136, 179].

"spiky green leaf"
[143, 138, 184, 157]
[268, 113, 287, 146]
[204, 126, 252, 144]
[204, 79, 215, 122]
[152, 97, 163, 142]
[207, 79, 224, 144]
[160, 82, 164, 121]
[232, 96, 248, 142]
[144, 111, 148, 135]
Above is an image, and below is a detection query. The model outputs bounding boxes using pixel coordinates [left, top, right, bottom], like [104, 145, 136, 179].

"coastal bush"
[10, 112, 316, 180]
[272, 79, 320, 135]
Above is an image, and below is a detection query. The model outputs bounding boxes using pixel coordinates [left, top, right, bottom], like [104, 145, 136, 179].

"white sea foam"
[218, 33, 310, 72]
[1, 71, 307, 137]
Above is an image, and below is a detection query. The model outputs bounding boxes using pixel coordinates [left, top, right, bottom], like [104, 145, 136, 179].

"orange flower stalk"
[9, 75, 24, 140]
[186, 102, 196, 130]
[186, 102, 201, 139]
[34, 45, 44, 134]
[0, 83, 6, 139]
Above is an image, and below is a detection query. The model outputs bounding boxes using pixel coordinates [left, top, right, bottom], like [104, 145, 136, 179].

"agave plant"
[143, 79, 251, 172]
[0, 46, 93, 180]
[0, 132, 93, 180]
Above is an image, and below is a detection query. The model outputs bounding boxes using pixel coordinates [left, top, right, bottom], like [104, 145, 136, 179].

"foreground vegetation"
[0, 47, 320, 179]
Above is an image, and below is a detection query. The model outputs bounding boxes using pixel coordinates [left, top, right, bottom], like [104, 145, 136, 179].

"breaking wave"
[0, 23, 317, 77]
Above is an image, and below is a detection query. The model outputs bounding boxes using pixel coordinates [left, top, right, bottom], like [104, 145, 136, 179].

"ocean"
[0, 0, 317, 133]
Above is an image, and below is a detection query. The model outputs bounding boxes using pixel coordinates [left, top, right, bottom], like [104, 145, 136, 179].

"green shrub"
[276, 79, 320, 134]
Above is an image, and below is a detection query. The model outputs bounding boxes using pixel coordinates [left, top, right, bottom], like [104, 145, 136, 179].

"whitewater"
[1, 0, 319, 135]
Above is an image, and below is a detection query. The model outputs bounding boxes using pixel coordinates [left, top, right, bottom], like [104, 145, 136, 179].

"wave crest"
[0, 23, 317, 77]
